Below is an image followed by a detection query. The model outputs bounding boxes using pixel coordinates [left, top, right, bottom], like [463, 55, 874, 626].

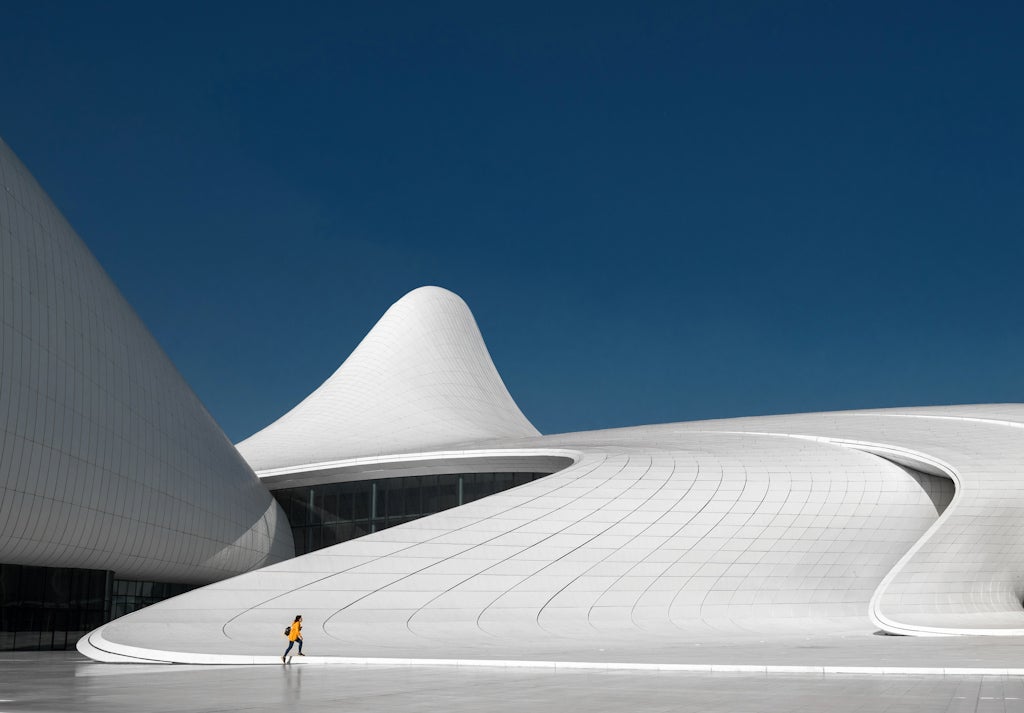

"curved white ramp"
[83, 410, 1017, 664]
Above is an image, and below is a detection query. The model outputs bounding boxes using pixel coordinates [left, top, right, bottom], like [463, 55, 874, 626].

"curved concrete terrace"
[77, 404, 1024, 667]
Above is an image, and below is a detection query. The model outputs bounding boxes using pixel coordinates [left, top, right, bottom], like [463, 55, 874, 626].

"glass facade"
[0, 471, 550, 647]
[0, 564, 198, 651]
[109, 579, 194, 620]
[273, 471, 547, 556]
[0, 564, 111, 651]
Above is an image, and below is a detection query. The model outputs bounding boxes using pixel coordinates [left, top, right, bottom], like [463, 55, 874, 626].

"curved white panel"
[81, 424, 958, 662]
[85, 399, 1024, 661]
[0, 137, 293, 583]
[668, 406, 1024, 635]
[236, 286, 539, 471]
[47, 269, 1019, 660]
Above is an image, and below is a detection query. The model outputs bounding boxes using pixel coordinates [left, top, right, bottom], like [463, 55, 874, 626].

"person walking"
[282, 615, 304, 662]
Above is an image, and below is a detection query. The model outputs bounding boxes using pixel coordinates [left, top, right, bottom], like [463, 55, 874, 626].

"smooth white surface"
[4, 132, 1020, 674]
[0, 137, 293, 582]
[236, 286, 539, 471]
[87, 402, 1024, 661]
[76, 283, 1024, 662]
[255, 449, 579, 490]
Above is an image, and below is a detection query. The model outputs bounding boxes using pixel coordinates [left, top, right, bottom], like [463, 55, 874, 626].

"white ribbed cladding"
[72, 273, 1024, 662]
[659, 405, 1024, 635]
[0, 137, 293, 583]
[53, 264, 1022, 660]
[236, 286, 539, 471]
[81, 428, 954, 662]
[78, 398, 1024, 662]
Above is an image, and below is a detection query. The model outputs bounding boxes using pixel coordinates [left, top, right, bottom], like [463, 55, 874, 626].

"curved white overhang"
[688, 408, 1024, 636]
[255, 448, 581, 490]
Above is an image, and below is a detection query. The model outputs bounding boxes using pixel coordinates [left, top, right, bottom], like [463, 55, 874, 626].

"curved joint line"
[705, 430, 966, 637]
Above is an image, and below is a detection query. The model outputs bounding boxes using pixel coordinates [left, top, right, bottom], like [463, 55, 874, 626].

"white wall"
[0, 137, 293, 584]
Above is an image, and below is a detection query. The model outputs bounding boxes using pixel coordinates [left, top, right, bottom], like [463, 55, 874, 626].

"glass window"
[283, 492, 306, 526]
[387, 483, 404, 519]
[421, 475, 439, 512]
[0, 564, 119, 651]
[337, 488, 353, 521]
[269, 469, 555, 556]
[437, 474, 459, 511]
[405, 479, 422, 516]
[464, 472, 493, 503]
[322, 493, 338, 523]
[494, 472, 515, 491]
[21, 567, 44, 606]
[353, 485, 371, 520]
[291, 527, 306, 556]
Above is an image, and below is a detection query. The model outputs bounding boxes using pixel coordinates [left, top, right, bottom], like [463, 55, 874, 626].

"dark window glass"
[353, 486, 370, 520]
[0, 565, 190, 651]
[322, 525, 340, 548]
[21, 568, 44, 606]
[335, 522, 356, 541]
[464, 473, 493, 503]
[405, 479, 422, 516]
[494, 472, 515, 491]
[323, 493, 338, 522]
[421, 475, 439, 512]
[282, 492, 304, 526]
[335, 487, 352, 520]
[437, 474, 459, 510]
[269, 469, 556, 556]
[387, 483, 404, 519]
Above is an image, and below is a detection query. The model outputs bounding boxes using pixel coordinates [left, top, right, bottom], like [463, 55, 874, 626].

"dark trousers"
[284, 638, 303, 656]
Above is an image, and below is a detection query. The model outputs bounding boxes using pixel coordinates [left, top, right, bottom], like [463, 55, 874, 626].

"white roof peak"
[236, 286, 538, 471]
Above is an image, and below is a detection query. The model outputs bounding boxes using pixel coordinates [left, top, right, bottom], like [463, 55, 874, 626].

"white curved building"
[75, 284, 1024, 664]
[237, 285, 539, 471]
[0, 136, 293, 589]
[7, 130, 1020, 667]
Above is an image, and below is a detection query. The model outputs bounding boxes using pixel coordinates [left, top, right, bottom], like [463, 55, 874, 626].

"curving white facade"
[237, 286, 539, 472]
[0, 137, 293, 584]
[75, 285, 1024, 664]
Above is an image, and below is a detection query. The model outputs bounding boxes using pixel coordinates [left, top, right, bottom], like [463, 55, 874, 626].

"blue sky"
[1, 2, 1021, 441]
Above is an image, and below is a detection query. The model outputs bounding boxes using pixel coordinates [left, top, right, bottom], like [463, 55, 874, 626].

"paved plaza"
[0, 652, 1022, 712]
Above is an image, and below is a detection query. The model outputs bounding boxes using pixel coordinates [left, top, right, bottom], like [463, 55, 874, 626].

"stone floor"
[81, 620, 1024, 673]
[3, 652, 1024, 712]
